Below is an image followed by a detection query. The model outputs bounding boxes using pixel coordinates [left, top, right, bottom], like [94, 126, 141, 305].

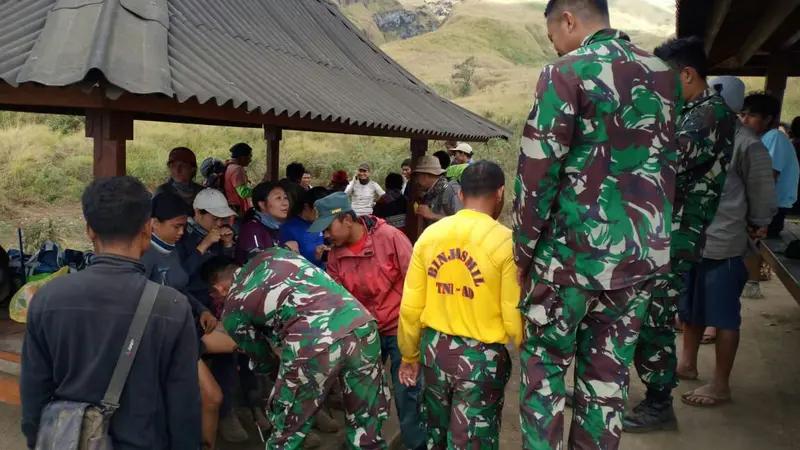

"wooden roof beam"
[704, 0, 733, 54]
[735, 0, 800, 67]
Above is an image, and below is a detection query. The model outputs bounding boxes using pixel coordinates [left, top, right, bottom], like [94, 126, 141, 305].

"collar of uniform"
[683, 86, 719, 113]
[581, 28, 630, 48]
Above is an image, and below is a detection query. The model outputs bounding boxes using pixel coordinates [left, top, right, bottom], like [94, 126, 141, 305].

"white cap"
[709, 76, 745, 113]
[193, 189, 236, 218]
[453, 143, 473, 155]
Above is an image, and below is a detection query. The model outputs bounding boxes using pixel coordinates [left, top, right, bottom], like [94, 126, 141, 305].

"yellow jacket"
[398, 209, 523, 363]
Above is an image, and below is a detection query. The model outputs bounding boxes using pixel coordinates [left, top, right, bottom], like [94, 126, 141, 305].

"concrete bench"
[761, 222, 800, 307]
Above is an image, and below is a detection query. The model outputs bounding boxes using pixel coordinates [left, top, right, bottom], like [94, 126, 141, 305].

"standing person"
[142, 192, 242, 449]
[21, 177, 201, 450]
[281, 187, 331, 268]
[176, 188, 251, 443]
[397, 162, 522, 449]
[374, 173, 408, 232]
[414, 155, 463, 227]
[153, 147, 205, 208]
[445, 143, 473, 183]
[200, 157, 226, 190]
[236, 182, 290, 264]
[224, 142, 254, 216]
[207, 251, 390, 450]
[401, 158, 412, 194]
[676, 75, 777, 408]
[739, 93, 800, 298]
[329, 170, 350, 193]
[309, 192, 426, 450]
[346, 163, 385, 216]
[624, 37, 736, 432]
[284, 162, 306, 185]
[512, 1, 682, 449]
[301, 171, 313, 190]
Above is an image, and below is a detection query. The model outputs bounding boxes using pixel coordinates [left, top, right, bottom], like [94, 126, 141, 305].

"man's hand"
[219, 226, 234, 248]
[284, 241, 300, 253]
[416, 204, 436, 220]
[199, 311, 218, 335]
[315, 245, 330, 261]
[748, 226, 768, 245]
[197, 228, 222, 254]
[398, 362, 420, 387]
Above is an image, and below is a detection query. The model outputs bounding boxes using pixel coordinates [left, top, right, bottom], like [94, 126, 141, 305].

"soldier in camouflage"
[512, 1, 682, 449]
[625, 37, 736, 432]
[209, 250, 391, 450]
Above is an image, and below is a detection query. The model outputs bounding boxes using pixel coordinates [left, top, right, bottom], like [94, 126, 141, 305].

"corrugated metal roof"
[0, 0, 511, 141]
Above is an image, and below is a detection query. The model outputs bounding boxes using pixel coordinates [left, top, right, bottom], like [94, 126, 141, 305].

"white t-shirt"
[345, 180, 385, 216]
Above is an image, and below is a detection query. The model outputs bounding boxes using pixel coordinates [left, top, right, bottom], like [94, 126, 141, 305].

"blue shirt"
[280, 216, 325, 268]
[762, 129, 800, 208]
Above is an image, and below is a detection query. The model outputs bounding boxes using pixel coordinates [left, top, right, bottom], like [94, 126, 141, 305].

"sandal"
[681, 389, 731, 407]
[701, 334, 716, 345]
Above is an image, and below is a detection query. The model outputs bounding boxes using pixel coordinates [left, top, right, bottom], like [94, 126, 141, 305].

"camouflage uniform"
[222, 248, 391, 450]
[512, 29, 682, 450]
[419, 329, 511, 450]
[633, 88, 736, 393]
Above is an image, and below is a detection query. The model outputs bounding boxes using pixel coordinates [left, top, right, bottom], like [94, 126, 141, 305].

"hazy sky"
[643, 0, 676, 12]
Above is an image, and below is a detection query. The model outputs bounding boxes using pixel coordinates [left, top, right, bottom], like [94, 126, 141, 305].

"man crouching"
[203, 250, 391, 450]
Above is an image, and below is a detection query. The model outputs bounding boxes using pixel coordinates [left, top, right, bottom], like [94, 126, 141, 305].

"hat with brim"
[308, 192, 354, 233]
[193, 188, 237, 218]
[413, 155, 446, 176]
[453, 143, 473, 155]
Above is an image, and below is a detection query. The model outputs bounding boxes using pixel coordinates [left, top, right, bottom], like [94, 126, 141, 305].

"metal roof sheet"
[0, 0, 511, 141]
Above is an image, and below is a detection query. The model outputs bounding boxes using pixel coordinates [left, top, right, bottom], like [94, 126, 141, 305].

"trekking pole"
[251, 406, 265, 443]
[17, 227, 25, 283]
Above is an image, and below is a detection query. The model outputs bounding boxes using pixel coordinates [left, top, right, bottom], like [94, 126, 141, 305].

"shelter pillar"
[264, 126, 282, 182]
[765, 54, 789, 120]
[405, 139, 428, 243]
[86, 110, 133, 178]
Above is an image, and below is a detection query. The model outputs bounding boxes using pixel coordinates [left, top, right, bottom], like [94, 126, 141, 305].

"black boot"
[623, 396, 677, 433]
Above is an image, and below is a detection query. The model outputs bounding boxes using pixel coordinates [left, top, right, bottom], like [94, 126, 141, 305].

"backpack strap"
[101, 281, 160, 411]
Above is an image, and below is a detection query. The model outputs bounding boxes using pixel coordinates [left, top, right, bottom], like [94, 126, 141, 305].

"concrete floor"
[2, 277, 799, 449]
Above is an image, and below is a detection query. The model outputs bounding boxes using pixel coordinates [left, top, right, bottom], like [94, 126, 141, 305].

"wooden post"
[405, 139, 428, 243]
[765, 54, 789, 120]
[264, 126, 282, 182]
[85, 110, 133, 178]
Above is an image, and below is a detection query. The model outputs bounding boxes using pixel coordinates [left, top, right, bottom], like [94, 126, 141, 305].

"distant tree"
[451, 56, 476, 97]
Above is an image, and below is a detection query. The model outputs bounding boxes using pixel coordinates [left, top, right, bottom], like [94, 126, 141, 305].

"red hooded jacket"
[326, 216, 412, 335]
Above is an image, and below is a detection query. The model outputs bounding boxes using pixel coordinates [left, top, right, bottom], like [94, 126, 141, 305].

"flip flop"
[680, 389, 730, 407]
[701, 334, 716, 345]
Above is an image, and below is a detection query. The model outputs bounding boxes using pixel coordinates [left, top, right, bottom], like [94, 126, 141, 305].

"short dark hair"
[545, 0, 609, 19]
[286, 162, 306, 182]
[742, 92, 781, 125]
[654, 37, 708, 79]
[401, 158, 411, 169]
[301, 187, 331, 210]
[229, 142, 252, 158]
[200, 255, 240, 285]
[433, 150, 450, 170]
[152, 192, 189, 222]
[791, 117, 800, 138]
[82, 176, 152, 243]
[385, 173, 404, 191]
[461, 161, 505, 198]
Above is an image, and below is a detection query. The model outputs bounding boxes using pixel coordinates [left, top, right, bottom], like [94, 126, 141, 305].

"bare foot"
[681, 383, 731, 407]
[676, 362, 698, 380]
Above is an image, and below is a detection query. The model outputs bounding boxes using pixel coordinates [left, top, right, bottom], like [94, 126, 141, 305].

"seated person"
[206, 250, 390, 450]
[374, 173, 408, 231]
[236, 182, 290, 264]
[280, 187, 331, 269]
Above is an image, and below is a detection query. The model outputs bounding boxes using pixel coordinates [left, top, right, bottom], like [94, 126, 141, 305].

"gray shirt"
[703, 122, 778, 259]
[423, 176, 463, 227]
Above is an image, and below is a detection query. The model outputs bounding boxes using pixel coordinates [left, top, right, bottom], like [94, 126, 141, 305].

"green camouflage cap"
[308, 192, 354, 233]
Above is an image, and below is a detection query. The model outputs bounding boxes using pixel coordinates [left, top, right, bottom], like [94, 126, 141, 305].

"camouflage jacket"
[669, 87, 735, 273]
[512, 28, 683, 290]
[221, 248, 374, 373]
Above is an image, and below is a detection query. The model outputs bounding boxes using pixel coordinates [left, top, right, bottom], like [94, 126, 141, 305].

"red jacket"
[327, 216, 412, 335]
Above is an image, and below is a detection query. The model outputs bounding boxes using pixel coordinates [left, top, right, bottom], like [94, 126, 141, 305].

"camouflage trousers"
[519, 278, 654, 450]
[633, 273, 683, 393]
[420, 328, 511, 450]
[267, 322, 391, 450]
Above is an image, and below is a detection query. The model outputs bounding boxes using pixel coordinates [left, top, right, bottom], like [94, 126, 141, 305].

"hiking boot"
[303, 430, 323, 449]
[623, 398, 677, 433]
[219, 412, 249, 443]
[314, 408, 341, 433]
[741, 281, 764, 300]
[253, 407, 272, 432]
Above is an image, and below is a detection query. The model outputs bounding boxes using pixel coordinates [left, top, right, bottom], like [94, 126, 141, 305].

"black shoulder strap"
[101, 281, 160, 411]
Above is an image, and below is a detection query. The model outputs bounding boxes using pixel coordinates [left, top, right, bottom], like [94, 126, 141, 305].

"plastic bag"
[9, 266, 69, 323]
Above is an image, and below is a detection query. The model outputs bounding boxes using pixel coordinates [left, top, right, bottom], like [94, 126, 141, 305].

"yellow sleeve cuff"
[401, 356, 419, 364]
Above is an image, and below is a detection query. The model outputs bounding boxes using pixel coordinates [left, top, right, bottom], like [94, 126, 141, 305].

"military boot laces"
[623, 397, 677, 433]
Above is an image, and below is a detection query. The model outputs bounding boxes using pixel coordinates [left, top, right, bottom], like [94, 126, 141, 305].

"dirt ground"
[1, 277, 799, 450]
